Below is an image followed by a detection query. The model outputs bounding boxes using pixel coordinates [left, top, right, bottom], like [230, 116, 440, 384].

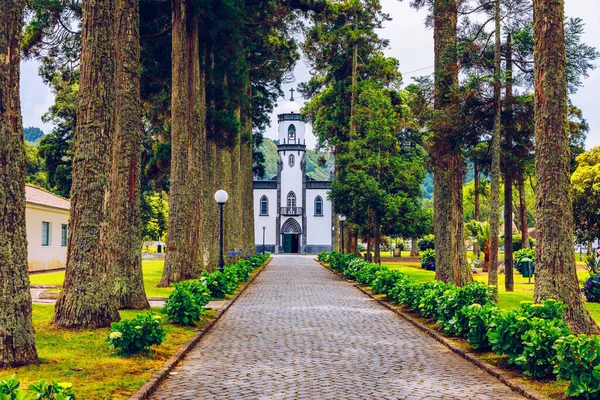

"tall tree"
[532, 0, 597, 333]
[108, 0, 149, 309]
[503, 32, 514, 291]
[431, 0, 471, 286]
[53, 0, 121, 328]
[571, 147, 600, 248]
[0, 0, 38, 366]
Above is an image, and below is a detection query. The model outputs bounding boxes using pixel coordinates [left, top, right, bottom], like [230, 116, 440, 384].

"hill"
[257, 138, 333, 181]
[24, 127, 44, 143]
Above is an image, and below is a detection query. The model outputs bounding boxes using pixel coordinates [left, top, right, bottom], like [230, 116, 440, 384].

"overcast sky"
[20, 0, 599, 151]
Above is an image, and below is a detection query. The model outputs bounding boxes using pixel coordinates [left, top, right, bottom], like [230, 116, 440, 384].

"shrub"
[233, 260, 254, 282]
[417, 282, 453, 320]
[514, 248, 535, 272]
[1, 376, 76, 400]
[163, 283, 205, 326]
[512, 234, 536, 251]
[488, 299, 566, 365]
[583, 275, 600, 302]
[355, 263, 386, 285]
[371, 270, 406, 296]
[513, 317, 571, 378]
[417, 235, 435, 251]
[108, 312, 166, 355]
[419, 249, 435, 270]
[342, 258, 366, 280]
[201, 268, 238, 298]
[554, 334, 600, 399]
[438, 281, 490, 337]
[317, 252, 330, 263]
[463, 302, 499, 350]
[176, 280, 211, 307]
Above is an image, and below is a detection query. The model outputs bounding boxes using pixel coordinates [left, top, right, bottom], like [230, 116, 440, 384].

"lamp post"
[339, 214, 347, 254]
[262, 224, 266, 254]
[214, 189, 229, 272]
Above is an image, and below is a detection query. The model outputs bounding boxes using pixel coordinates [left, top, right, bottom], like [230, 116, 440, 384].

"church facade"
[253, 93, 334, 254]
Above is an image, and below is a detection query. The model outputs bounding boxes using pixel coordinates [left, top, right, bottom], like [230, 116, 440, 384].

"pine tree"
[0, 0, 39, 366]
[52, 0, 121, 328]
[532, 0, 597, 333]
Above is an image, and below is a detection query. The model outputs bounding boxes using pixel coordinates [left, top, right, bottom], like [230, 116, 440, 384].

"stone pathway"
[150, 255, 523, 400]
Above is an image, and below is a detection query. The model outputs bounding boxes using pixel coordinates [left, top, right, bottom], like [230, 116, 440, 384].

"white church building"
[253, 91, 334, 254]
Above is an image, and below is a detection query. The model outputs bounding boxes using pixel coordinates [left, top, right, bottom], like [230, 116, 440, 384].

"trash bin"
[393, 248, 401, 257]
[520, 257, 533, 278]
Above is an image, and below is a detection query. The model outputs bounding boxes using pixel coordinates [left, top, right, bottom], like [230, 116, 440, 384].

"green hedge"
[320, 252, 582, 397]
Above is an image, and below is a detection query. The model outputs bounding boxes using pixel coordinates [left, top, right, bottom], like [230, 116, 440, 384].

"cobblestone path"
[151, 255, 523, 399]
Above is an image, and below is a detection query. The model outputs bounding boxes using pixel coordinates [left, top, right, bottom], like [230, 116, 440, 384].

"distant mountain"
[421, 168, 476, 199]
[257, 138, 333, 181]
[24, 127, 44, 143]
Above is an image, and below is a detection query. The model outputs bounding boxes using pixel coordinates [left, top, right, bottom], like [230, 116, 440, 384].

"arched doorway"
[281, 218, 301, 253]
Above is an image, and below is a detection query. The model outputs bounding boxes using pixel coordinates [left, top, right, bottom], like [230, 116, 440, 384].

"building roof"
[281, 100, 301, 114]
[25, 185, 70, 211]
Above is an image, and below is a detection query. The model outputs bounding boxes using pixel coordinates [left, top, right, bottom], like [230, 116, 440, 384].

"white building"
[253, 91, 334, 254]
[25, 185, 70, 272]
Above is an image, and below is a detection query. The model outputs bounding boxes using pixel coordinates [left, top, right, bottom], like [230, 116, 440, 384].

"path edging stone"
[129, 257, 273, 400]
[318, 261, 548, 400]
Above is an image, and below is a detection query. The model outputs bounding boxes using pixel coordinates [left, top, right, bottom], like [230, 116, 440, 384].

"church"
[253, 91, 334, 254]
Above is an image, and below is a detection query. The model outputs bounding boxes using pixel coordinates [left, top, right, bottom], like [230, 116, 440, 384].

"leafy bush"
[585, 253, 600, 276]
[163, 283, 205, 326]
[371, 270, 406, 296]
[417, 282, 453, 319]
[463, 302, 499, 350]
[554, 334, 600, 399]
[108, 312, 166, 355]
[514, 248, 535, 271]
[438, 281, 490, 337]
[583, 275, 600, 302]
[1, 376, 76, 400]
[341, 258, 366, 280]
[488, 299, 566, 365]
[419, 249, 435, 270]
[317, 252, 330, 263]
[512, 234, 535, 251]
[514, 317, 571, 378]
[355, 263, 387, 285]
[201, 268, 238, 298]
[417, 235, 435, 251]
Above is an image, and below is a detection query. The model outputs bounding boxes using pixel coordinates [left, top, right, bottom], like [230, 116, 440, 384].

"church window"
[315, 196, 323, 216]
[260, 195, 269, 216]
[289, 154, 295, 168]
[287, 192, 296, 208]
[288, 124, 296, 142]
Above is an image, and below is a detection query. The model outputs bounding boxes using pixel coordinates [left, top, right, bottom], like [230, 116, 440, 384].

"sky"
[20, 0, 599, 151]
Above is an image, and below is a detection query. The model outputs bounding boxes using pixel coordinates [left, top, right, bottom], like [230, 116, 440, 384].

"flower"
[152, 315, 162, 321]
[135, 325, 142, 329]
[57, 382, 73, 389]
[109, 331, 123, 340]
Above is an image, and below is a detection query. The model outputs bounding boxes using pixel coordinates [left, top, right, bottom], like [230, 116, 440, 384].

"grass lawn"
[0, 304, 208, 399]
[30, 260, 175, 299]
[384, 261, 600, 322]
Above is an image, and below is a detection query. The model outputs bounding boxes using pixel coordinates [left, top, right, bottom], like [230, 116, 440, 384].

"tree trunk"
[109, 0, 149, 309]
[160, 2, 205, 285]
[473, 162, 480, 257]
[433, 0, 471, 286]
[0, 0, 38, 365]
[518, 174, 529, 249]
[410, 237, 419, 256]
[374, 213, 381, 264]
[488, 0, 501, 297]
[504, 32, 515, 292]
[532, 0, 598, 333]
[53, 0, 121, 328]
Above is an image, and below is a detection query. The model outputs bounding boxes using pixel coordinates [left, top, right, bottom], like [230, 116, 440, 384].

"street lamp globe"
[214, 189, 229, 204]
[338, 214, 347, 222]
[262, 224, 267, 229]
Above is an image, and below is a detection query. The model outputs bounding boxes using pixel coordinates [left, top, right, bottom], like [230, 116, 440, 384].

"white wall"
[280, 151, 304, 210]
[26, 204, 69, 272]
[253, 189, 277, 246]
[306, 189, 333, 245]
[278, 119, 306, 144]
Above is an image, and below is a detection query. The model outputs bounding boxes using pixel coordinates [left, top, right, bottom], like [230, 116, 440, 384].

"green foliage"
[571, 145, 600, 243]
[514, 248, 535, 264]
[24, 142, 48, 189]
[163, 283, 205, 326]
[201, 269, 238, 299]
[317, 252, 330, 263]
[257, 138, 333, 181]
[463, 303, 499, 350]
[438, 282, 490, 337]
[511, 234, 535, 251]
[419, 249, 435, 270]
[371, 270, 407, 296]
[487, 300, 566, 365]
[514, 318, 571, 378]
[417, 235, 435, 251]
[416, 282, 453, 319]
[355, 263, 387, 285]
[0, 376, 24, 400]
[141, 193, 169, 242]
[0, 375, 76, 400]
[108, 312, 166, 355]
[23, 127, 44, 143]
[554, 334, 600, 399]
[585, 253, 600, 277]
[583, 275, 600, 303]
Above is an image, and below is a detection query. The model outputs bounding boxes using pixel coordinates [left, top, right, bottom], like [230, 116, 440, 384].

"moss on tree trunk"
[532, 0, 597, 333]
[109, 0, 149, 309]
[504, 33, 515, 292]
[0, 0, 39, 366]
[53, 0, 121, 328]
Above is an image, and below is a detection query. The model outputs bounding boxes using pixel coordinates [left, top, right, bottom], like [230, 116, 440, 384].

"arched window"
[289, 154, 295, 168]
[314, 196, 323, 216]
[288, 124, 296, 142]
[287, 191, 296, 208]
[260, 195, 269, 216]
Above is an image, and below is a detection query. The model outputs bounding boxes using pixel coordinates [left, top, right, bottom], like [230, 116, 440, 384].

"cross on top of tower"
[290, 88, 295, 101]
